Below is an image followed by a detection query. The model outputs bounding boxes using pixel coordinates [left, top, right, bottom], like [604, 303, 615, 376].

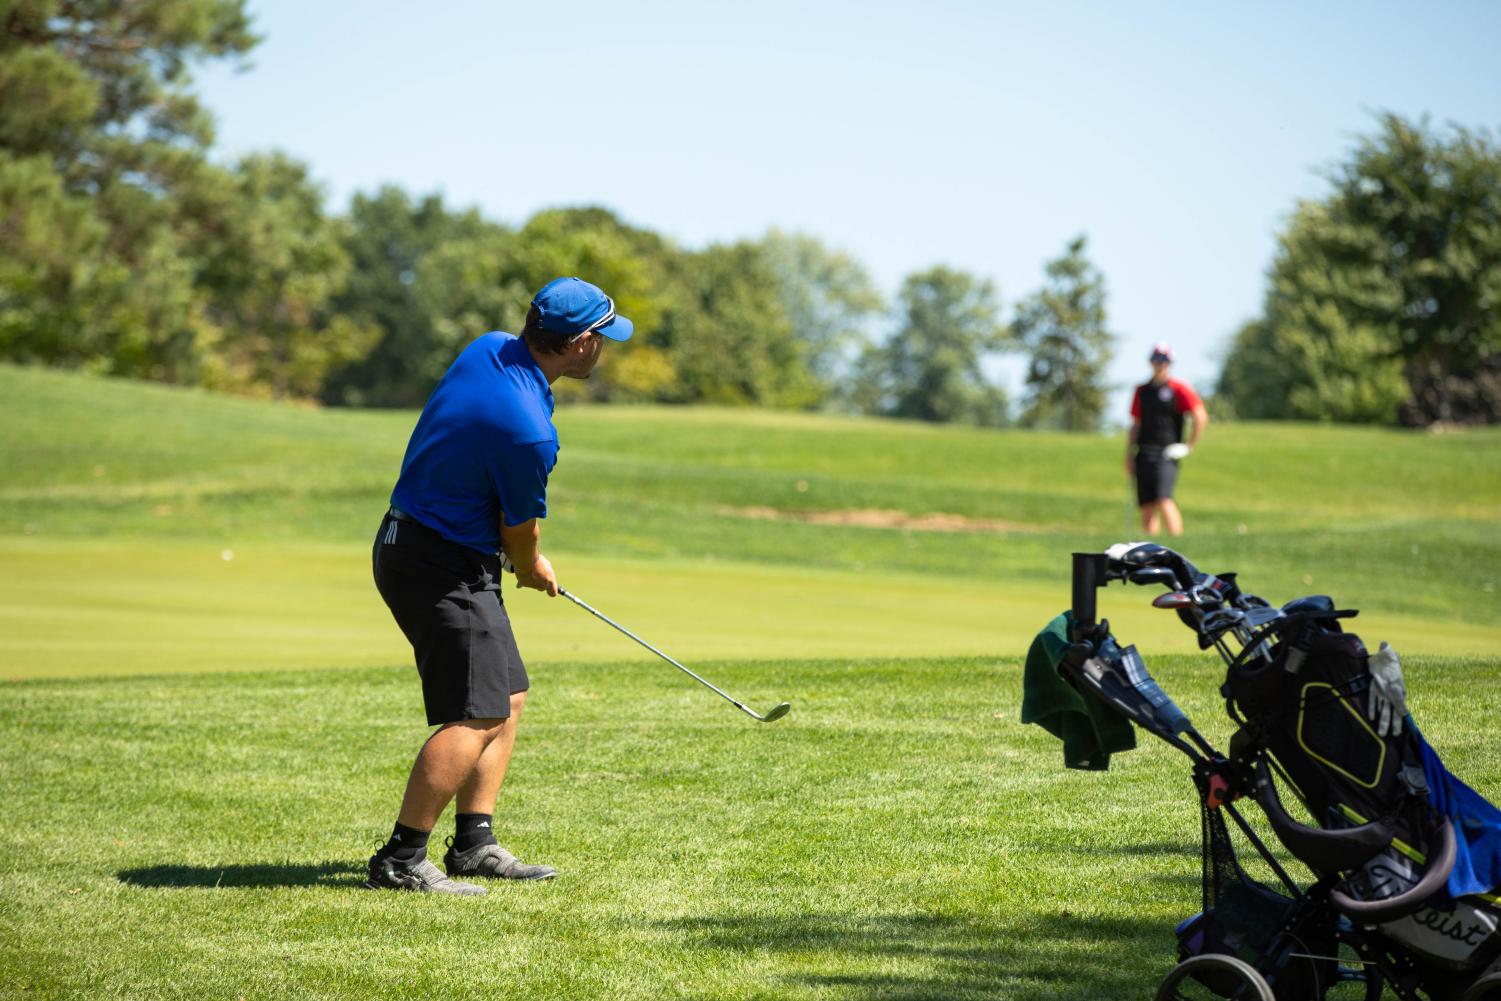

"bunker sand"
[721, 505, 1047, 534]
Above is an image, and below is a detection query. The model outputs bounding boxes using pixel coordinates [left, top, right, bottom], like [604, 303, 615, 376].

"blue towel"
[1414, 723, 1501, 901]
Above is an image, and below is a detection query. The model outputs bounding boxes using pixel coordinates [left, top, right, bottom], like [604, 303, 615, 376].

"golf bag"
[1044, 543, 1501, 1000]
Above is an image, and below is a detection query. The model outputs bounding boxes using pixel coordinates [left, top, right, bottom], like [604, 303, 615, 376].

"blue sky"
[195, 1, 1501, 416]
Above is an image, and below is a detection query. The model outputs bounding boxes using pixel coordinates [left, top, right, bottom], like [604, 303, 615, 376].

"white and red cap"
[1149, 342, 1173, 363]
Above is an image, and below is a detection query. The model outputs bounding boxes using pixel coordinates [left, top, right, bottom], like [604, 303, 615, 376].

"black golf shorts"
[373, 511, 528, 726]
[1134, 450, 1179, 506]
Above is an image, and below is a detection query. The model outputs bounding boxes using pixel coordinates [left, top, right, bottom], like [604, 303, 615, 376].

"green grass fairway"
[2, 540, 1494, 680]
[2, 364, 1500, 998]
[1, 364, 1499, 681]
[4, 653, 1498, 1000]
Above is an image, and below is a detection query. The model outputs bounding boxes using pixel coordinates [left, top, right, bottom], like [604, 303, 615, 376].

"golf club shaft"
[557, 588, 761, 719]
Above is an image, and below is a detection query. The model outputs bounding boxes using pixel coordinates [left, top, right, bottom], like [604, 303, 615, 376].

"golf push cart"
[1053, 542, 1501, 1000]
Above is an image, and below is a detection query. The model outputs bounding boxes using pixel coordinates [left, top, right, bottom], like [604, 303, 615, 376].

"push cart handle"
[1330, 817, 1457, 924]
[1070, 552, 1108, 641]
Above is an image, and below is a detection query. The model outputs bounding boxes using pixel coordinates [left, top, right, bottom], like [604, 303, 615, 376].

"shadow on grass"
[663, 910, 1175, 1001]
[1063, 839, 1199, 857]
[117, 861, 363, 889]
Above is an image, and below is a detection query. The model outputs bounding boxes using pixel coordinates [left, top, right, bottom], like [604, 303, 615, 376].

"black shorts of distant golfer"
[1125, 343, 1208, 537]
[366, 277, 633, 895]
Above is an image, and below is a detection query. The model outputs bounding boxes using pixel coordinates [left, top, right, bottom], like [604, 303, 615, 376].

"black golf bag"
[1046, 544, 1501, 1001]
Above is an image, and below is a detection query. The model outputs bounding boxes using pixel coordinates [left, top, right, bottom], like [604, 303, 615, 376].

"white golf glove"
[1164, 443, 1191, 461]
[1367, 641, 1408, 737]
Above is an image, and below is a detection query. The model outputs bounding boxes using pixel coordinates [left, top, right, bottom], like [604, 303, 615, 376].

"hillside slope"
[2, 364, 1498, 677]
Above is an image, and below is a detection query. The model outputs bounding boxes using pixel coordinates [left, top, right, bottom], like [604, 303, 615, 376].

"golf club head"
[1106, 541, 1172, 569]
[1128, 566, 1177, 587]
[1104, 541, 1201, 590]
[759, 702, 792, 723]
[1152, 591, 1194, 609]
[1244, 605, 1286, 629]
[1202, 608, 1245, 635]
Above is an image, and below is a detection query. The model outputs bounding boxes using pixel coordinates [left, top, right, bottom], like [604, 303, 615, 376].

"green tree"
[1216, 246, 1409, 424]
[1215, 319, 1283, 420]
[853, 266, 1009, 426]
[0, 153, 112, 365]
[187, 153, 374, 398]
[756, 230, 884, 400]
[1219, 114, 1501, 425]
[0, 1, 254, 172]
[394, 205, 684, 405]
[321, 187, 505, 406]
[506, 207, 680, 402]
[656, 241, 820, 408]
[0, 0, 257, 378]
[1012, 235, 1114, 430]
[407, 226, 529, 390]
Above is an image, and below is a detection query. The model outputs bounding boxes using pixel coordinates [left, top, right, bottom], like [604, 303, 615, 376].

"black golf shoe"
[365, 852, 487, 895]
[443, 838, 556, 881]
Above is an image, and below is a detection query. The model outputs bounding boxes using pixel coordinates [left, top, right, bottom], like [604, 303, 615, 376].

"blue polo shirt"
[390, 332, 558, 555]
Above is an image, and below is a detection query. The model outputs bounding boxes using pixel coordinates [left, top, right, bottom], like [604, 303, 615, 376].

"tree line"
[1217, 114, 1501, 426]
[2, 3, 1497, 427]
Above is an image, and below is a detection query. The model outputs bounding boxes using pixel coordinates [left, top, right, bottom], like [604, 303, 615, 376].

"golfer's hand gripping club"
[557, 589, 790, 724]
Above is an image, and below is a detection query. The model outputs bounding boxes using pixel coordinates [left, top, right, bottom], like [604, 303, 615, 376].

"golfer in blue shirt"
[366, 277, 632, 894]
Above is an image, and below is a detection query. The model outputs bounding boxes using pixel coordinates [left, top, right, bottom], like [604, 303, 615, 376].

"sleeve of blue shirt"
[489, 438, 559, 527]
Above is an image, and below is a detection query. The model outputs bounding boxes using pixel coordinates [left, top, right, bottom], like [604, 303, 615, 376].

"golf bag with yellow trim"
[1050, 543, 1501, 1001]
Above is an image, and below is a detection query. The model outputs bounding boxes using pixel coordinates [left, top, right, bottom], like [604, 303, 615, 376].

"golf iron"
[558, 589, 791, 723]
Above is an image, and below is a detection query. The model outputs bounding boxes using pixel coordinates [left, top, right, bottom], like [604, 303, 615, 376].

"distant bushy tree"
[0, 0, 257, 379]
[323, 201, 690, 406]
[1219, 114, 1501, 425]
[853, 266, 1010, 426]
[187, 153, 375, 399]
[506, 207, 680, 403]
[655, 241, 820, 408]
[321, 188, 504, 406]
[756, 230, 884, 402]
[321, 203, 837, 409]
[1012, 236, 1114, 430]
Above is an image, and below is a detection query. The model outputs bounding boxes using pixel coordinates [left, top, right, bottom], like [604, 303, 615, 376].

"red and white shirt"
[1131, 378, 1202, 449]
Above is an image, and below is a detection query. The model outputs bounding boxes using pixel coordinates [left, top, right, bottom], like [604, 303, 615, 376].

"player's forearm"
[1187, 408, 1209, 447]
[499, 518, 542, 571]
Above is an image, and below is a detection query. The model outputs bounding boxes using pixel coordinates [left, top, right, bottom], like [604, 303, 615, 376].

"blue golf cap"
[531, 277, 634, 342]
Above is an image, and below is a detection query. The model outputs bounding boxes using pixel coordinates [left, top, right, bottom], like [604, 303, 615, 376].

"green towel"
[1020, 611, 1136, 771]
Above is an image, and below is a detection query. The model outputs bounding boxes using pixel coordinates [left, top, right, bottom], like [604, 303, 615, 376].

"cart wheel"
[1463, 971, 1501, 1001]
[1156, 954, 1275, 1001]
